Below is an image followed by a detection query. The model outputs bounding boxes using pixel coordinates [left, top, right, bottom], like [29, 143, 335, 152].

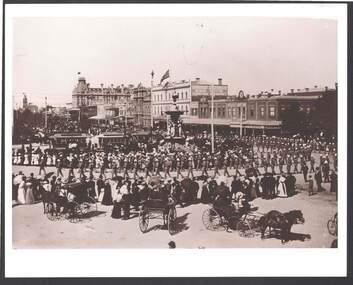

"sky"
[12, 17, 337, 107]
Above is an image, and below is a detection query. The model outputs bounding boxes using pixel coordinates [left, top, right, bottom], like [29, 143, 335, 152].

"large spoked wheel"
[46, 203, 57, 221]
[168, 207, 178, 236]
[202, 208, 224, 231]
[237, 220, 254, 238]
[139, 209, 149, 233]
[80, 197, 98, 215]
[67, 201, 81, 223]
[327, 219, 337, 236]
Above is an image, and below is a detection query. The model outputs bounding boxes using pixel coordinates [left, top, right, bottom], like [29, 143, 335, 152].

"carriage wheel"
[46, 203, 57, 221]
[327, 219, 337, 236]
[202, 208, 224, 231]
[67, 202, 81, 223]
[168, 207, 178, 235]
[139, 209, 149, 233]
[80, 197, 98, 215]
[237, 220, 254, 238]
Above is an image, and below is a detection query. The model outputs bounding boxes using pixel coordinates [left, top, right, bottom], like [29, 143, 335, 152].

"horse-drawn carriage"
[202, 200, 257, 237]
[138, 176, 177, 235]
[45, 181, 97, 223]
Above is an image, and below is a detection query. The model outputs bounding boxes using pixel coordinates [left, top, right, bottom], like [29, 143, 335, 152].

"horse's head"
[287, 210, 305, 224]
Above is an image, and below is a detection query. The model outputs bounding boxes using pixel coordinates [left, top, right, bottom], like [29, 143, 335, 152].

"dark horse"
[258, 210, 306, 244]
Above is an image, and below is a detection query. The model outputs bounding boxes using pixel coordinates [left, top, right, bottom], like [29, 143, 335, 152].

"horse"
[258, 210, 305, 243]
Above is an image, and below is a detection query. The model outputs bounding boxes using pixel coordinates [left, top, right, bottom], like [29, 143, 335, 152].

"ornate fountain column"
[165, 93, 185, 144]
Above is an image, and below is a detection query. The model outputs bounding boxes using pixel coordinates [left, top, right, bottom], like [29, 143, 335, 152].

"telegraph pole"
[211, 84, 215, 153]
[240, 104, 243, 137]
[150, 70, 154, 130]
[44, 96, 48, 130]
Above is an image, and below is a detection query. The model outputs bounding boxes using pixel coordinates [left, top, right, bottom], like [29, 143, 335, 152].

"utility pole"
[150, 70, 154, 130]
[44, 96, 48, 130]
[211, 84, 215, 154]
[239, 105, 243, 137]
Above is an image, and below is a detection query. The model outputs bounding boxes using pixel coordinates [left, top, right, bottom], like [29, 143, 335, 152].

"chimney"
[218, 78, 222, 85]
[195, 77, 200, 81]
[291, 89, 294, 93]
[314, 85, 318, 88]
[325, 86, 328, 91]
[297, 89, 300, 92]
[271, 89, 274, 92]
[279, 90, 282, 95]
[305, 88, 309, 92]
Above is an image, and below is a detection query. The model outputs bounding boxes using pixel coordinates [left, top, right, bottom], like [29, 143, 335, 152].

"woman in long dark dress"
[101, 180, 113, 206]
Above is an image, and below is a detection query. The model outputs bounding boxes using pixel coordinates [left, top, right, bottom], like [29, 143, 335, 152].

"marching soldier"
[88, 158, 95, 178]
[164, 155, 172, 179]
[270, 156, 276, 175]
[187, 154, 194, 179]
[286, 155, 292, 174]
[56, 154, 64, 177]
[176, 156, 184, 180]
[200, 156, 209, 177]
[133, 158, 139, 180]
[123, 156, 130, 179]
[310, 155, 315, 172]
[213, 153, 221, 179]
[112, 159, 118, 179]
[278, 155, 284, 174]
[223, 153, 230, 177]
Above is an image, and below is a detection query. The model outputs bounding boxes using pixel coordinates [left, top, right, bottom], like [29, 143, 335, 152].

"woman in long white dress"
[277, 176, 288, 198]
[17, 176, 26, 204]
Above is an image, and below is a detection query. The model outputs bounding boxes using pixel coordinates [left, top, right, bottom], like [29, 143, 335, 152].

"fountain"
[165, 93, 185, 144]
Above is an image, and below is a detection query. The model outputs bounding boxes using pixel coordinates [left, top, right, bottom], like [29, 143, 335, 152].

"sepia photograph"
[4, 2, 348, 278]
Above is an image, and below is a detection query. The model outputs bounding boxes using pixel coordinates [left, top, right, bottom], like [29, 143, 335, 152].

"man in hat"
[322, 160, 330, 183]
[38, 154, 47, 176]
[314, 167, 323, 192]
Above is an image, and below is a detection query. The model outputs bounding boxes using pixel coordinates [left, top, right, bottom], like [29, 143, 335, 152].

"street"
[12, 165, 337, 249]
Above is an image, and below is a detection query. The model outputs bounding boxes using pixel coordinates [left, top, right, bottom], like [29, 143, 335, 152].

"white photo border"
[4, 3, 347, 277]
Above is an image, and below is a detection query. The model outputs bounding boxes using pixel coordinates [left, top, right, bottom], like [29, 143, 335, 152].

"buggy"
[45, 181, 97, 223]
[138, 176, 177, 235]
[202, 200, 259, 237]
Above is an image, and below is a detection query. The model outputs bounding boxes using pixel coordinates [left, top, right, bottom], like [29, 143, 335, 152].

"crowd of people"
[12, 132, 338, 224]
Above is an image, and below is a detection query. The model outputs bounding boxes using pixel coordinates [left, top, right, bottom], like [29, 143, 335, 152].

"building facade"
[183, 85, 337, 135]
[151, 77, 228, 120]
[71, 76, 151, 129]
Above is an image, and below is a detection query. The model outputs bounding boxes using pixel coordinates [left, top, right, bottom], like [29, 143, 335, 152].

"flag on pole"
[160, 69, 170, 84]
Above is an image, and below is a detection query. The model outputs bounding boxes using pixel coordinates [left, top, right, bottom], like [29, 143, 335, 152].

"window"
[232, 107, 236, 117]
[185, 91, 188, 99]
[269, 106, 275, 118]
[228, 108, 232, 117]
[250, 108, 254, 117]
[260, 106, 265, 117]
[186, 105, 188, 114]
[181, 92, 183, 99]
